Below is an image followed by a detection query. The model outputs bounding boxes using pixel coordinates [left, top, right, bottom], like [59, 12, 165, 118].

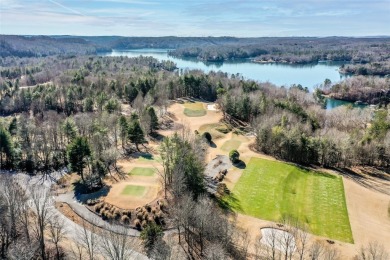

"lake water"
[102, 49, 353, 109]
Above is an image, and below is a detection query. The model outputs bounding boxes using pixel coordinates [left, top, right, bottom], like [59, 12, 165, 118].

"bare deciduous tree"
[30, 186, 53, 260]
[48, 215, 66, 260]
[356, 241, 389, 260]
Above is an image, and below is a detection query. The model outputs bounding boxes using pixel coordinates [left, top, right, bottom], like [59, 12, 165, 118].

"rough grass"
[223, 157, 353, 243]
[221, 139, 242, 151]
[183, 102, 207, 117]
[129, 167, 155, 176]
[121, 185, 146, 196]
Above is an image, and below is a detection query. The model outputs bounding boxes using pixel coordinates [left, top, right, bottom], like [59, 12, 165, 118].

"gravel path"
[55, 192, 141, 237]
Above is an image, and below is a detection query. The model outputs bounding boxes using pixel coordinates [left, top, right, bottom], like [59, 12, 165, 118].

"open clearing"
[183, 102, 207, 117]
[121, 185, 146, 196]
[130, 167, 155, 176]
[223, 157, 353, 243]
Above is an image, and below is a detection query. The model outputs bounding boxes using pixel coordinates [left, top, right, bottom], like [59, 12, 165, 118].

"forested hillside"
[0, 55, 389, 173]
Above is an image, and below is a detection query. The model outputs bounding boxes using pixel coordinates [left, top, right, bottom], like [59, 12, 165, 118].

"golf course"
[223, 157, 353, 243]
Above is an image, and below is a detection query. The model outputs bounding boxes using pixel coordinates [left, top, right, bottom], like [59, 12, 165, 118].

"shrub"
[155, 210, 163, 219]
[105, 213, 113, 220]
[202, 132, 212, 143]
[123, 210, 131, 217]
[134, 219, 141, 230]
[121, 215, 130, 225]
[158, 200, 166, 211]
[141, 220, 147, 228]
[229, 149, 240, 163]
[101, 210, 108, 220]
[95, 203, 103, 213]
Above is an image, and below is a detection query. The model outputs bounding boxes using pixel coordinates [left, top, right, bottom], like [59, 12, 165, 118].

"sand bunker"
[207, 104, 218, 111]
[260, 228, 296, 254]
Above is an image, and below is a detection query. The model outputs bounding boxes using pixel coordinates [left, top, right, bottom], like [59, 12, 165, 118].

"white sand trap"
[260, 228, 296, 254]
[207, 104, 218, 111]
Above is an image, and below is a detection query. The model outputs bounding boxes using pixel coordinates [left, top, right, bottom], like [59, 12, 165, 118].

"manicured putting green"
[221, 139, 241, 151]
[130, 167, 155, 176]
[199, 123, 230, 139]
[223, 157, 353, 243]
[121, 185, 146, 196]
[183, 102, 206, 117]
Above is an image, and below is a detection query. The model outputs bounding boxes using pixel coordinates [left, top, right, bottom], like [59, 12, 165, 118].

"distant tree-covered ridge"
[1, 35, 390, 71]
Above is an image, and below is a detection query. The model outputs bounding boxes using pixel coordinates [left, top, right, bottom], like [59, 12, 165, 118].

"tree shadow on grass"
[73, 180, 111, 203]
[233, 160, 246, 169]
[216, 192, 243, 214]
[209, 141, 217, 148]
[149, 132, 165, 141]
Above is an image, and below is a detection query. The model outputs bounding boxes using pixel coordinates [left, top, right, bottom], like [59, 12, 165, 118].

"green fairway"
[129, 167, 155, 176]
[121, 185, 146, 196]
[224, 157, 353, 243]
[183, 102, 206, 117]
[221, 139, 241, 151]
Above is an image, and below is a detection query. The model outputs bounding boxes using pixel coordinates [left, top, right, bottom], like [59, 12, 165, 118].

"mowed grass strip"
[129, 167, 155, 176]
[183, 102, 207, 117]
[224, 157, 353, 243]
[121, 185, 146, 196]
[221, 139, 241, 151]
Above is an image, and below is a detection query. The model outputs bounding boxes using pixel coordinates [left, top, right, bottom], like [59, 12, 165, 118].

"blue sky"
[1, 0, 389, 36]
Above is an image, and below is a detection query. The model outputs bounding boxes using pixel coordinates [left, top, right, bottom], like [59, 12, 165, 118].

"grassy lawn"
[130, 167, 155, 176]
[221, 139, 242, 151]
[183, 102, 207, 117]
[121, 185, 146, 196]
[223, 157, 353, 243]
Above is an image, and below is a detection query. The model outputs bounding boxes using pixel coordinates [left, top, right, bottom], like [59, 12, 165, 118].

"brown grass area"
[56, 202, 93, 228]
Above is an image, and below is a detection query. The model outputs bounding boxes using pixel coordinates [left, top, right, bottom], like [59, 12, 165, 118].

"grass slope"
[183, 102, 207, 117]
[130, 167, 155, 176]
[121, 185, 146, 196]
[224, 157, 353, 243]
